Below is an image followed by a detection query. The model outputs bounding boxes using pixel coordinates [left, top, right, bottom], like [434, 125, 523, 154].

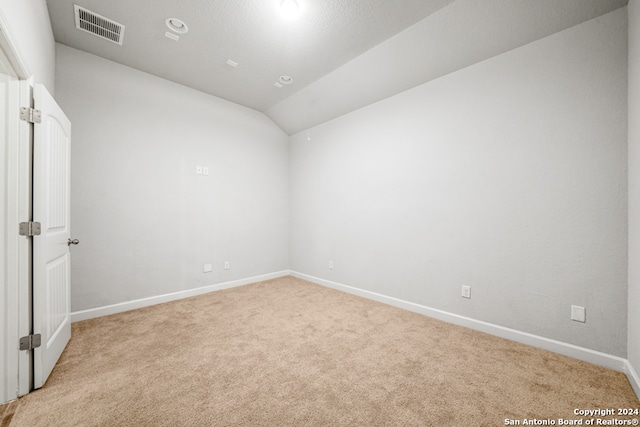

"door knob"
[68, 239, 79, 246]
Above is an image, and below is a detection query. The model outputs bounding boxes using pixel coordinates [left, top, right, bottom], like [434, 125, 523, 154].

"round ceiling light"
[279, 0, 300, 19]
[278, 75, 294, 85]
[166, 18, 188, 34]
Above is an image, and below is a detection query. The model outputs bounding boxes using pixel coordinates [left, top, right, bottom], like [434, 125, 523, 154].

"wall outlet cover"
[571, 305, 586, 323]
[461, 285, 471, 299]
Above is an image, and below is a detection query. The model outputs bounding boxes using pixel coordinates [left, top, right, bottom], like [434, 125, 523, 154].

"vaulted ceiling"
[47, 0, 628, 134]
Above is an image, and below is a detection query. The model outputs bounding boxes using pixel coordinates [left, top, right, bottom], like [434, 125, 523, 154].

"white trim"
[0, 6, 34, 401]
[3, 78, 24, 404]
[291, 271, 632, 375]
[16, 80, 31, 397]
[624, 360, 640, 399]
[1, 67, 31, 405]
[71, 271, 291, 322]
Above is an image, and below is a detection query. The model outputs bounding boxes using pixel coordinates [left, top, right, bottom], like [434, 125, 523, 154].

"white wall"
[628, 0, 640, 388]
[55, 45, 289, 312]
[290, 9, 628, 356]
[0, 0, 55, 92]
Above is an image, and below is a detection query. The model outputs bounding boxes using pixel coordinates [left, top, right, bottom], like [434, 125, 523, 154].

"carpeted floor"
[0, 400, 18, 427]
[9, 276, 640, 426]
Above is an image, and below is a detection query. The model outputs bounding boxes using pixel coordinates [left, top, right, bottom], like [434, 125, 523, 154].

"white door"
[32, 84, 72, 389]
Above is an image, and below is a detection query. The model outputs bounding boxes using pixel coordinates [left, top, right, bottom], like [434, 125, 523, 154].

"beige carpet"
[0, 400, 18, 427]
[10, 276, 639, 426]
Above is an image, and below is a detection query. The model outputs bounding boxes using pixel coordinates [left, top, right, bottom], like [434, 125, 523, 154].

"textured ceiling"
[46, 0, 628, 134]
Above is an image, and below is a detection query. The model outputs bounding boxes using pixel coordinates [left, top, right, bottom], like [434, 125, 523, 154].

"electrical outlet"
[571, 305, 586, 323]
[203, 167, 209, 176]
[328, 260, 334, 270]
[461, 285, 471, 299]
[224, 261, 230, 270]
[203, 263, 212, 273]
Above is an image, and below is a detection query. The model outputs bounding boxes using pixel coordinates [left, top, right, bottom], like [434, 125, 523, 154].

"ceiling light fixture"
[279, 0, 300, 19]
[166, 18, 188, 34]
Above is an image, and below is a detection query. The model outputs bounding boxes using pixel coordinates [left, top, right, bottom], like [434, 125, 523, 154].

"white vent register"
[74, 5, 125, 45]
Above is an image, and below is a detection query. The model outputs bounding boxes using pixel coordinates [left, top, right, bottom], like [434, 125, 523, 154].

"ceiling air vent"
[74, 5, 125, 45]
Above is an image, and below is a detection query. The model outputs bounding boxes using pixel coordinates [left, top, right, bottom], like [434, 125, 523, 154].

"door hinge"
[19, 334, 42, 351]
[19, 221, 41, 237]
[20, 107, 41, 124]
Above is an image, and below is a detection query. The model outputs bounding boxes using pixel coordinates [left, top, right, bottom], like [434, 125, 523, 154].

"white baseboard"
[624, 360, 640, 399]
[291, 271, 634, 380]
[71, 270, 291, 322]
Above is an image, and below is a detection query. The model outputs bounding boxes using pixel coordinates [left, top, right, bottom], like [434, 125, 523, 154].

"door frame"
[1, 10, 35, 403]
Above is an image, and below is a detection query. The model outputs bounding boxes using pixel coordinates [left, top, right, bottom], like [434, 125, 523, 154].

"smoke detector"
[74, 5, 125, 45]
